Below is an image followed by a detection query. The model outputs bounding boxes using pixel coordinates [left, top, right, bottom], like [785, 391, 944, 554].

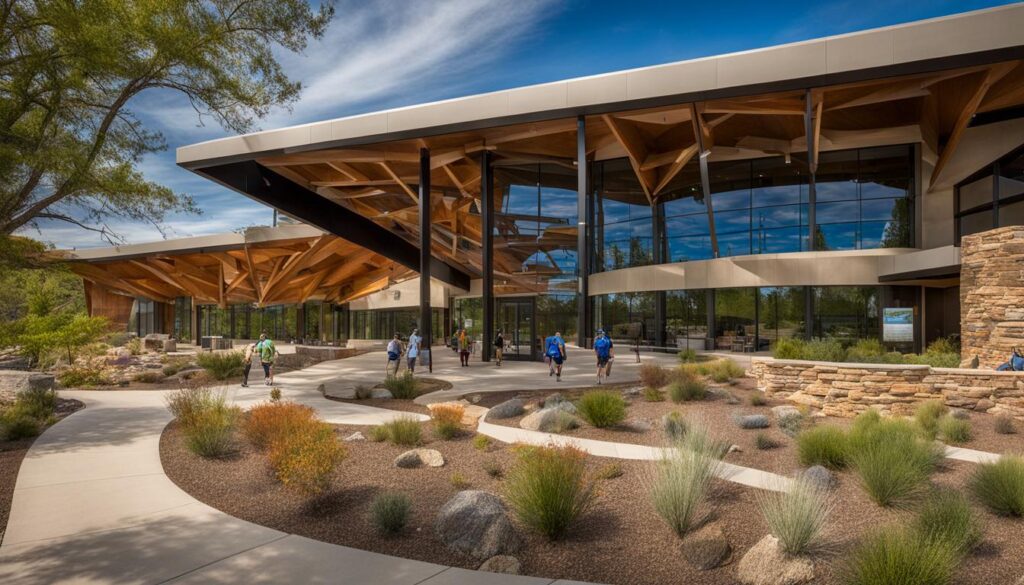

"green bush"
[772, 337, 806, 359]
[803, 338, 846, 362]
[368, 425, 389, 442]
[15, 387, 57, 420]
[677, 347, 698, 363]
[384, 371, 418, 399]
[126, 337, 142, 356]
[797, 425, 848, 469]
[969, 455, 1024, 517]
[638, 363, 670, 389]
[757, 474, 832, 555]
[844, 528, 957, 585]
[708, 359, 744, 383]
[756, 432, 781, 450]
[576, 390, 627, 428]
[845, 338, 886, 363]
[914, 489, 981, 555]
[370, 492, 411, 535]
[749, 393, 768, 406]
[483, 458, 503, 478]
[57, 366, 112, 388]
[185, 402, 241, 458]
[450, 472, 470, 489]
[504, 444, 595, 540]
[134, 371, 165, 384]
[643, 387, 664, 402]
[381, 415, 422, 446]
[938, 416, 971, 445]
[0, 409, 42, 440]
[472, 434, 491, 451]
[848, 416, 940, 507]
[668, 376, 707, 402]
[650, 418, 724, 536]
[914, 401, 949, 439]
[994, 414, 1016, 434]
[196, 351, 245, 380]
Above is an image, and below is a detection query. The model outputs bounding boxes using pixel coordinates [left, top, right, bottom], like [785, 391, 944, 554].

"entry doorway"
[496, 298, 537, 361]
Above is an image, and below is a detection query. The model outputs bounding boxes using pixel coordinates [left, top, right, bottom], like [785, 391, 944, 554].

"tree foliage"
[0, 0, 334, 244]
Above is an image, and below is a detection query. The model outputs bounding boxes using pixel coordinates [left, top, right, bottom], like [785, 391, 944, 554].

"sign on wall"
[882, 307, 914, 343]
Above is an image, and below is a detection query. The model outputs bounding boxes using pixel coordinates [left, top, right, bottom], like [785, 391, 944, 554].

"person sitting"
[996, 348, 1024, 371]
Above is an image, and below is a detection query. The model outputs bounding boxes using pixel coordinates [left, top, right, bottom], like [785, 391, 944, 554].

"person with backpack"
[386, 333, 403, 376]
[407, 328, 421, 374]
[241, 340, 258, 387]
[996, 348, 1024, 371]
[544, 330, 567, 381]
[493, 329, 504, 366]
[458, 328, 471, 367]
[257, 332, 277, 386]
[593, 329, 614, 384]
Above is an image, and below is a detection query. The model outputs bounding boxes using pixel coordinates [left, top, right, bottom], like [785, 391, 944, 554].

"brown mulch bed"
[0, 397, 85, 540]
[161, 412, 1024, 585]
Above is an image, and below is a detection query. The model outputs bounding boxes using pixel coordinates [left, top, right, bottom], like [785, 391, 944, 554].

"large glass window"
[811, 286, 879, 342]
[348, 308, 442, 340]
[957, 146, 1024, 239]
[666, 290, 708, 349]
[758, 287, 806, 345]
[593, 292, 656, 347]
[594, 158, 654, 271]
[714, 288, 757, 341]
[660, 162, 711, 262]
[173, 297, 191, 341]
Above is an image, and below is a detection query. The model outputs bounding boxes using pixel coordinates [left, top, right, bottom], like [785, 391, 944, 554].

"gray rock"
[736, 535, 815, 585]
[800, 465, 834, 490]
[478, 555, 521, 575]
[488, 398, 525, 420]
[394, 448, 445, 468]
[771, 405, 802, 419]
[435, 491, 522, 560]
[519, 408, 580, 433]
[736, 414, 771, 429]
[681, 524, 732, 570]
[728, 444, 743, 454]
[343, 432, 366, 442]
[974, 399, 995, 412]
[543, 393, 569, 407]
[0, 370, 54, 401]
[371, 388, 394, 399]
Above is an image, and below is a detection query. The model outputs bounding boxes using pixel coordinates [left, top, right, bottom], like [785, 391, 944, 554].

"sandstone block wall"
[960, 226, 1024, 368]
[751, 358, 1024, 419]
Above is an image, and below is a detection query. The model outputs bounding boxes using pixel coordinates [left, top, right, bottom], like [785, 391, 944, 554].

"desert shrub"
[15, 387, 57, 420]
[368, 425, 389, 442]
[844, 528, 957, 585]
[757, 474, 832, 555]
[450, 472, 470, 489]
[370, 492, 411, 535]
[938, 416, 971, 445]
[166, 383, 216, 428]
[849, 417, 940, 507]
[431, 403, 465, 439]
[269, 387, 282, 401]
[483, 459, 503, 478]
[643, 387, 664, 402]
[382, 415, 422, 446]
[797, 425, 849, 469]
[576, 390, 627, 428]
[708, 359, 744, 383]
[243, 401, 316, 450]
[904, 351, 961, 368]
[548, 410, 580, 433]
[756, 432, 781, 450]
[133, 371, 164, 384]
[969, 455, 1024, 517]
[663, 411, 687, 442]
[161, 358, 191, 377]
[677, 347, 699, 363]
[915, 400, 949, 439]
[778, 411, 806, 437]
[803, 338, 846, 362]
[472, 434, 491, 451]
[914, 489, 981, 555]
[384, 371, 418, 399]
[126, 337, 142, 355]
[185, 402, 241, 458]
[650, 418, 723, 536]
[0, 409, 42, 440]
[57, 365, 111, 388]
[638, 363, 670, 389]
[845, 338, 887, 363]
[994, 414, 1017, 434]
[196, 351, 245, 380]
[772, 337, 806, 360]
[106, 331, 131, 347]
[268, 421, 346, 494]
[735, 414, 770, 429]
[749, 393, 768, 406]
[504, 444, 595, 540]
[668, 376, 707, 403]
[926, 337, 959, 355]
[596, 462, 624, 480]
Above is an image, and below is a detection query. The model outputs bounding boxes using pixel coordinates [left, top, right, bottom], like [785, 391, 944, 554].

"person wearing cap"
[593, 329, 614, 384]
[407, 328, 422, 373]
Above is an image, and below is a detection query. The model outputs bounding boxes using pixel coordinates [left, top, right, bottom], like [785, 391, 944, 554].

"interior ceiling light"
[785, 153, 792, 164]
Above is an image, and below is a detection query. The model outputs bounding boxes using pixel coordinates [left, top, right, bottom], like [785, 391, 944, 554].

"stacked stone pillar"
[960, 226, 1024, 368]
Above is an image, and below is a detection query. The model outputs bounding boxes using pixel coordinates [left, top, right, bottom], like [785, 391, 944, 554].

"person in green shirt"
[256, 332, 277, 386]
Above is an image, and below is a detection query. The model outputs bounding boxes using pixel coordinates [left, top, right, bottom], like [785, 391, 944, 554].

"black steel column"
[576, 115, 590, 349]
[419, 147, 433, 372]
[805, 286, 814, 341]
[653, 203, 666, 350]
[805, 89, 818, 252]
[481, 150, 494, 362]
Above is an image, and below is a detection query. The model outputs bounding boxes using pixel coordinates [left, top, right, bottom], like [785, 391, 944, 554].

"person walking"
[257, 332, 277, 386]
[386, 333, 403, 376]
[593, 329, 615, 384]
[241, 340, 258, 387]
[493, 329, 504, 366]
[544, 330, 567, 381]
[407, 328, 422, 374]
[458, 328, 471, 367]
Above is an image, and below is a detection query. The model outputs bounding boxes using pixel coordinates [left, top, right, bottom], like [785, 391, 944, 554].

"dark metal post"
[419, 147, 433, 372]
[576, 115, 590, 349]
[805, 89, 818, 252]
[691, 106, 719, 258]
[481, 150, 494, 362]
[805, 286, 814, 341]
[653, 203, 666, 349]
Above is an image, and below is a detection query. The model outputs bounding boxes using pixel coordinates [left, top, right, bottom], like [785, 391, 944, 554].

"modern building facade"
[69, 5, 1024, 360]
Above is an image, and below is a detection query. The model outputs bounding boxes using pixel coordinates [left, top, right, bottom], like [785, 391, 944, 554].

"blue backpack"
[594, 337, 611, 359]
[545, 336, 562, 357]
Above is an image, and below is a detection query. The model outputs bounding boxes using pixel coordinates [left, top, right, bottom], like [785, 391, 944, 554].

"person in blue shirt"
[593, 329, 615, 384]
[544, 331, 567, 381]
[406, 328, 421, 373]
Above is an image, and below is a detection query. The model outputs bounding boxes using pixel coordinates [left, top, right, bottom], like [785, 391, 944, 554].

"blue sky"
[28, 0, 1016, 249]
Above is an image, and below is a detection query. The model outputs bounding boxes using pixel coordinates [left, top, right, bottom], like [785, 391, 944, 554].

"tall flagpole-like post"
[419, 147, 433, 372]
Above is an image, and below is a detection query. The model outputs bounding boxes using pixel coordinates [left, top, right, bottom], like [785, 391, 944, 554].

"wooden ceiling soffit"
[600, 114, 655, 203]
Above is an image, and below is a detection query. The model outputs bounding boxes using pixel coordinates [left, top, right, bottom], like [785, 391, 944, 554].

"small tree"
[13, 312, 108, 367]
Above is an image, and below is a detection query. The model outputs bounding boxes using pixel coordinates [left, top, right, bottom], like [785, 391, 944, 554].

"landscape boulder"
[736, 535, 815, 585]
[736, 414, 771, 429]
[800, 465, 834, 490]
[487, 398, 525, 420]
[519, 408, 579, 433]
[435, 491, 522, 560]
[394, 448, 445, 468]
[0, 370, 54, 402]
[771, 405, 801, 420]
[478, 555, 521, 575]
[681, 524, 732, 570]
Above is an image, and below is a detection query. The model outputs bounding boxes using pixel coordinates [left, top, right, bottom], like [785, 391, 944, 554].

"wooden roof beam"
[378, 161, 418, 203]
[601, 114, 655, 204]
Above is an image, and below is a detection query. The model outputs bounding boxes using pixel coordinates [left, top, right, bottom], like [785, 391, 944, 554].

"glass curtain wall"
[594, 158, 654, 270]
[665, 290, 708, 349]
[593, 292, 656, 347]
[173, 297, 191, 341]
[348, 308, 444, 341]
[758, 287, 806, 343]
[810, 286, 879, 342]
[956, 146, 1024, 239]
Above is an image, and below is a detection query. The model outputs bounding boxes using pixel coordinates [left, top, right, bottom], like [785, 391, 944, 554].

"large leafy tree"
[0, 0, 334, 252]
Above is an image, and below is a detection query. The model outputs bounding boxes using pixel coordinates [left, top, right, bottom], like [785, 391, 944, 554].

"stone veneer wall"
[751, 358, 1024, 419]
[960, 225, 1024, 369]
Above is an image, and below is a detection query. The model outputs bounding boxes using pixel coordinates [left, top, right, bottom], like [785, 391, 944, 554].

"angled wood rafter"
[378, 161, 418, 203]
[601, 114, 655, 203]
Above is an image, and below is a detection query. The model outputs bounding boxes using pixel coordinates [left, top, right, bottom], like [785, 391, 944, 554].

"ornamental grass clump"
[268, 420, 346, 495]
[166, 384, 241, 458]
[662, 411, 687, 441]
[649, 417, 724, 537]
[708, 359, 744, 383]
[431, 403, 464, 439]
[643, 387, 665, 402]
[382, 415, 422, 446]
[677, 347, 698, 363]
[196, 351, 245, 380]
[938, 415, 971, 445]
[994, 414, 1017, 434]
[914, 400, 949, 440]
[384, 371, 418, 399]
[576, 390, 627, 428]
[370, 492, 412, 535]
[756, 474, 832, 555]
[796, 425, 849, 469]
[848, 415, 941, 507]
[668, 373, 707, 403]
[504, 444, 595, 540]
[844, 527, 957, 585]
[756, 432, 781, 450]
[243, 401, 316, 450]
[638, 363, 670, 389]
[969, 455, 1024, 517]
[913, 489, 981, 556]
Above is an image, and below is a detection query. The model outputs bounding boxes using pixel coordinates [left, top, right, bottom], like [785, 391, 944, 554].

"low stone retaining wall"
[751, 357, 1024, 419]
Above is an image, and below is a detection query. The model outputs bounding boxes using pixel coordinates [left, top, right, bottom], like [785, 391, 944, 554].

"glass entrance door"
[496, 298, 537, 361]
